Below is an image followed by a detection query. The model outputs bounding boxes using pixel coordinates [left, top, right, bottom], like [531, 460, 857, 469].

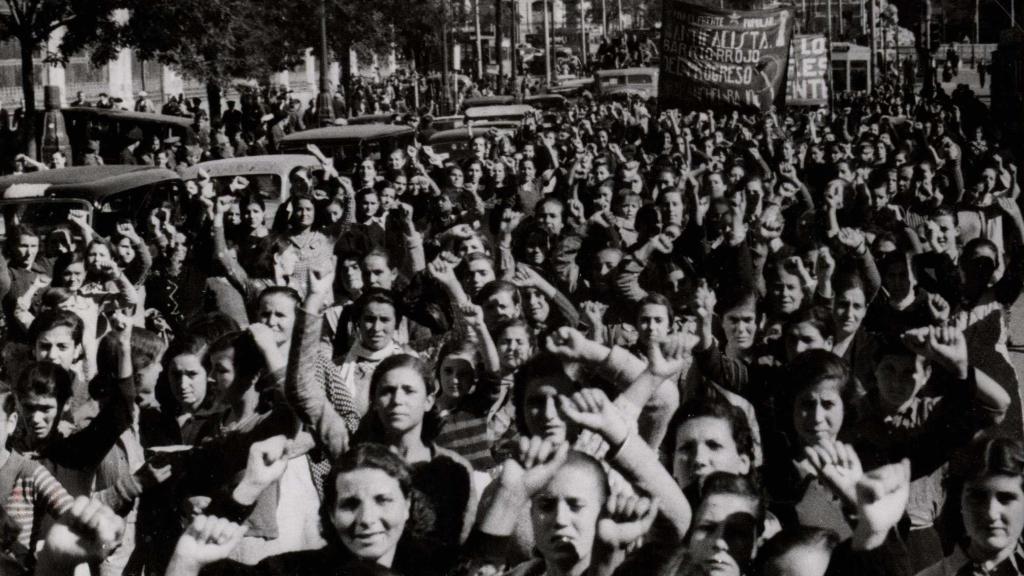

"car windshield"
[211, 174, 281, 200]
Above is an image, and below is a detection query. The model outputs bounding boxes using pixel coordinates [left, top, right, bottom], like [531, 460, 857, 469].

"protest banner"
[786, 34, 830, 106]
[659, 1, 794, 112]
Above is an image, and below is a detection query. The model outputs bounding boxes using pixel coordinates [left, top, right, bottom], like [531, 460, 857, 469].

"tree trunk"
[19, 37, 37, 158]
[206, 81, 222, 122]
[340, 40, 353, 114]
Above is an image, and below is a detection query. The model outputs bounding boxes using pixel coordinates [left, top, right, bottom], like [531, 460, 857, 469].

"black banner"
[659, 1, 795, 112]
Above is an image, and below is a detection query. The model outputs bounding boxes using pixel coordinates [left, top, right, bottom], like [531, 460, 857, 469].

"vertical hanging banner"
[786, 34, 830, 106]
[659, 1, 795, 112]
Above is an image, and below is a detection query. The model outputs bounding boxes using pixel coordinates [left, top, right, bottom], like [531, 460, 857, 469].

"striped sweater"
[0, 451, 74, 569]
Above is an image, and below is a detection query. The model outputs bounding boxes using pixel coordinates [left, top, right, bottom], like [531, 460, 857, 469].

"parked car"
[61, 107, 197, 166]
[593, 67, 660, 101]
[278, 124, 416, 174]
[180, 155, 323, 227]
[0, 165, 186, 238]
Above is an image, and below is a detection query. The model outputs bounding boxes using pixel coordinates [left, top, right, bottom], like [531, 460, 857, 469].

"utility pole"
[496, 0, 505, 80]
[442, 0, 450, 114]
[544, 0, 552, 84]
[869, 0, 876, 89]
[580, 0, 587, 67]
[602, 0, 608, 38]
[474, 0, 484, 80]
[975, 0, 980, 42]
[512, 0, 519, 90]
[316, 0, 334, 127]
[617, 0, 624, 32]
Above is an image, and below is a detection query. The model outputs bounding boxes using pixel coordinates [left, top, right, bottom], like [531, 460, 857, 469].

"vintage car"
[61, 107, 197, 166]
[0, 165, 186, 239]
[180, 154, 323, 227]
[593, 67, 660, 101]
[278, 124, 416, 174]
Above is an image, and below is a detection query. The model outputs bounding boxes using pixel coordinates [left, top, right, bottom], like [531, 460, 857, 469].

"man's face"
[363, 255, 396, 289]
[673, 416, 751, 489]
[539, 202, 564, 236]
[35, 326, 79, 369]
[497, 325, 531, 371]
[466, 259, 495, 295]
[723, 303, 757, 350]
[485, 290, 520, 326]
[17, 393, 59, 444]
[637, 303, 670, 344]
[472, 137, 487, 159]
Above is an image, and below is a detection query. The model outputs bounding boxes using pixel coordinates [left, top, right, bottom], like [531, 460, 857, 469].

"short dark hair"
[15, 362, 73, 408]
[30, 310, 84, 347]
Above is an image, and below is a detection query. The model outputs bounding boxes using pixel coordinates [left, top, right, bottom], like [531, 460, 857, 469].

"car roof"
[63, 106, 194, 128]
[279, 124, 414, 144]
[595, 67, 658, 77]
[464, 105, 535, 119]
[348, 113, 399, 125]
[0, 166, 181, 200]
[181, 155, 322, 180]
[463, 96, 517, 108]
[427, 127, 489, 144]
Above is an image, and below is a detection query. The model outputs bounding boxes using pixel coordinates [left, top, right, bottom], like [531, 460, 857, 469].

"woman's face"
[243, 202, 265, 229]
[522, 160, 537, 180]
[116, 237, 136, 264]
[962, 474, 1024, 559]
[258, 293, 297, 347]
[673, 416, 751, 489]
[61, 261, 86, 291]
[525, 242, 547, 266]
[330, 468, 410, 566]
[358, 193, 380, 221]
[292, 198, 316, 228]
[327, 201, 344, 223]
[833, 287, 866, 337]
[784, 322, 832, 360]
[439, 356, 475, 400]
[86, 243, 112, 272]
[374, 366, 433, 437]
[531, 463, 604, 571]
[169, 353, 208, 412]
[524, 287, 551, 324]
[208, 348, 235, 406]
[338, 258, 364, 294]
[659, 191, 686, 228]
[524, 375, 574, 443]
[226, 203, 242, 226]
[688, 493, 761, 576]
[771, 269, 803, 315]
[793, 379, 844, 446]
[273, 246, 299, 278]
[637, 303, 671, 345]
[360, 302, 397, 351]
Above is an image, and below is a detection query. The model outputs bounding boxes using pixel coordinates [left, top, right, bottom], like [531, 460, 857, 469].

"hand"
[499, 210, 523, 237]
[567, 198, 585, 221]
[926, 293, 950, 323]
[107, 307, 133, 345]
[559, 388, 630, 448]
[853, 460, 910, 550]
[647, 234, 673, 255]
[228, 176, 250, 192]
[581, 300, 608, 327]
[115, 221, 139, 241]
[503, 436, 570, 497]
[817, 246, 836, 279]
[248, 322, 278, 352]
[804, 440, 863, 505]
[172, 515, 248, 569]
[42, 497, 125, 565]
[545, 326, 603, 363]
[837, 227, 866, 253]
[67, 210, 89, 227]
[460, 303, 485, 328]
[427, 257, 458, 287]
[134, 458, 175, 491]
[307, 261, 336, 298]
[901, 326, 969, 378]
[597, 493, 658, 550]
[235, 435, 289, 505]
[511, 264, 546, 290]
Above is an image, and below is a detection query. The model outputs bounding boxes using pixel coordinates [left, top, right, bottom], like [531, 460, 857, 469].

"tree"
[107, 0, 309, 118]
[0, 0, 122, 115]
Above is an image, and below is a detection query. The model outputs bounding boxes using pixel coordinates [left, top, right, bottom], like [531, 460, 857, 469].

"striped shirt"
[0, 452, 74, 565]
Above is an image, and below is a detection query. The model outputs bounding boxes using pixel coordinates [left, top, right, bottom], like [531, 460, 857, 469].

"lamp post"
[544, 0, 552, 84]
[316, 0, 335, 127]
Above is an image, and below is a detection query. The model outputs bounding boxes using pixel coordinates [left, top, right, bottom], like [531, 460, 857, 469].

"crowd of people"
[0, 58, 1020, 576]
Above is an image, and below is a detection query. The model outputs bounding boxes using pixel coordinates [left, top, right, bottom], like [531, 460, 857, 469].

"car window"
[0, 200, 91, 250]
[627, 75, 653, 84]
[212, 175, 281, 200]
[600, 77, 623, 86]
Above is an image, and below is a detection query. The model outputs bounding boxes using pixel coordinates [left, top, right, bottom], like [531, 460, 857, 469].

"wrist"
[851, 524, 889, 551]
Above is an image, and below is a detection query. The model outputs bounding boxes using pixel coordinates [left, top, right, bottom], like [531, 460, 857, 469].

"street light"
[316, 0, 335, 127]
